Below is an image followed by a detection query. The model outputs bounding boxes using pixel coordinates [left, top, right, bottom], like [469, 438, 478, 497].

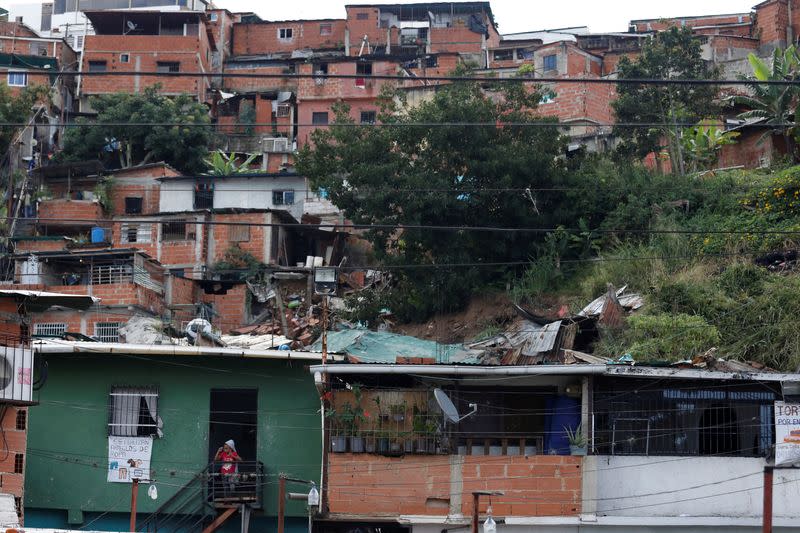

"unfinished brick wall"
[631, 13, 753, 33]
[81, 34, 211, 97]
[755, 0, 790, 47]
[232, 20, 346, 56]
[202, 284, 248, 332]
[0, 406, 28, 522]
[12, 239, 68, 254]
[328, 454, 582, 518]
[38, 200, 104, 226]
[209, 212, 269, 264]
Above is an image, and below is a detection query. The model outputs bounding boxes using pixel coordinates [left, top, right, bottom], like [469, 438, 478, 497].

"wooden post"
[763, 466, 774, 533]
[130, 478, 139, 532]
[278, 476, 286, 533]
[471, 493, 480, 533]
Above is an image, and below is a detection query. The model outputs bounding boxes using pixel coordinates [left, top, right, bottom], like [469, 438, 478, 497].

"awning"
[0, 290, 99, 312]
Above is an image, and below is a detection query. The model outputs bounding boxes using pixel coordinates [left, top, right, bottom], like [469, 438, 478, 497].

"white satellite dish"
[434, 388, 477, 424]
[126, 20, 137, 31]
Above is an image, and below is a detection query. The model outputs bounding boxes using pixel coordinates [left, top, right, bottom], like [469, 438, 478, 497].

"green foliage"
[297, 73, 569, 320]
[204, 150, 258, 176]
[93, 176, 115, 213]
[59, 86, 212, 173]
[731, 47, 800, 158]
[613, 27, 720, 173]
[622, 313, 720, 361]
[682, 121, 740, 172]
[210, 245, 264, 279]
[0, 83, 50, 159]
[238, 100, 256, 135]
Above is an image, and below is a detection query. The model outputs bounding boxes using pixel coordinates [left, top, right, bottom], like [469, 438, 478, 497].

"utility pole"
[763, 466, 774, 533]
[129, 478, 139, 532]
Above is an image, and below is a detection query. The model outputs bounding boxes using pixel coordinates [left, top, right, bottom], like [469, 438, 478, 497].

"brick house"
[310, 357, 800, 533]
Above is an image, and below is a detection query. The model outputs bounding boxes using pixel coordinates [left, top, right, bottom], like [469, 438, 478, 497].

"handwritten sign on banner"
[107, 436, 153, 483]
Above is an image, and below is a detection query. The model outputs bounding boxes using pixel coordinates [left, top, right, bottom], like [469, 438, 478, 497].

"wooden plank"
[201, 507, 237, 533]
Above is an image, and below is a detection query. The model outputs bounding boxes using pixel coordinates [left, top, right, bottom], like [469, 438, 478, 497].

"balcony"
[207, 461, 265, 508]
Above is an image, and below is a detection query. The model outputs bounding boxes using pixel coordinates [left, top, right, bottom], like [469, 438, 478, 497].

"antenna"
[434, 388, 477, 424]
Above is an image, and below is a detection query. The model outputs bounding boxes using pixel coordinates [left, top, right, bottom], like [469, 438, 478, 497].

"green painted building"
[25, 344, 323, 532]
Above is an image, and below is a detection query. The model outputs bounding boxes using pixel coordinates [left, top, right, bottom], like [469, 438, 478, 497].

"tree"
[204, 150, 258, 176]
[731, 47, 800, 160]
[0, 83, 50, 164]
[613, 27, 720, 174]
[59, 86, 213, 173]
[681, 121, 740, 172]
[297, 78, 570, 320]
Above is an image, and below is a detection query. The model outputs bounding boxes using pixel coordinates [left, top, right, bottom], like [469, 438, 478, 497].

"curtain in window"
[111, 387, 160, 437]
[143, 393, 163, 438]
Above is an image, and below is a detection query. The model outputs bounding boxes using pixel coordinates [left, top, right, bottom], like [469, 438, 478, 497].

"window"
[360, 111, 376, 124]
[543, 54, 558, 72]
[14, 454, 23, 474]
[320, 23, 332, 35]
[91, 264, 132, 285]
[125, 196, 143, 214]
[120, 223, 152, 244]
[229, 225, 250, 242]
[108, 386, 160, 437]
[272, 190, 295, 206]
[355, 62, 372, 88]
[210, 12, 218, 21]
[156, 61, 180, 73]
[88, 60, 107, 72]
[313, 62, 328, 85]
[95, 322, 123, 343]
[15, 409, 26, 431]
[194, 182, 213, 209]
[30, 43, 48, 56]
[161, 220, 189, 241]
[593, 378, 778, 457]
[276, 103, 291, 118]
[119, 53, 130, 63]
[33, 323, 66, 337]
[312, 112, 329, 125]
[356, 12, 369, 20]
[278, 28, 293, 40]
[493, 49, 513, 61]
[7, 72, 27, 87]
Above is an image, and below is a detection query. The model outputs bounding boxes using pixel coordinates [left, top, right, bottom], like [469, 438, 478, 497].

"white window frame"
[120, 223, 152, 244]
[108, 386, 160, 437]
[7, 72, 28, 87]
[95, 322, 123, 343]
[278, 28, 293, 40]
[272, 190, 295, 206]
[119, 53, 130, 63]
[33, 322, 67, 337]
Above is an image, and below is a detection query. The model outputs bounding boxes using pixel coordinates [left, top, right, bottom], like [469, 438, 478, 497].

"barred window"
[108, 386, 160, 437]
[161, 220, 189, 242]
[95, 322, 123, 343]
[33, 323, 66, 337]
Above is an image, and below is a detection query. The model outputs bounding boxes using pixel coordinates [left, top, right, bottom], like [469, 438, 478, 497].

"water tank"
[91, 226, 106, 243]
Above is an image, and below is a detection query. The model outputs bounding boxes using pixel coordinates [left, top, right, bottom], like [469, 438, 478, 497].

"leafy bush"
[624, 313, 720, 361]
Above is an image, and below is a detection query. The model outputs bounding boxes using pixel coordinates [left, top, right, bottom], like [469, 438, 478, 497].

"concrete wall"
[158, 181, 194, 212]
[590, 455, 800, 518]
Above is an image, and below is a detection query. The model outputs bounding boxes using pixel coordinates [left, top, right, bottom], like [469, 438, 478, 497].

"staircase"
[138, 462, 264, 533]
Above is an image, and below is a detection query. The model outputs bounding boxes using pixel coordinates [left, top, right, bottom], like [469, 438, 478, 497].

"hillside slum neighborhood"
[3, 0, 800, 532]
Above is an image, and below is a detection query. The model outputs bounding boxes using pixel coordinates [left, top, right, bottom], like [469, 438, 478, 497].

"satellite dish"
[126, 20, 137, 30]
[434, 388, 477, 424]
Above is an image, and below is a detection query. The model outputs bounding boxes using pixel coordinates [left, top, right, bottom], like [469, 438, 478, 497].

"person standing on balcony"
[215, 439, 242, 497]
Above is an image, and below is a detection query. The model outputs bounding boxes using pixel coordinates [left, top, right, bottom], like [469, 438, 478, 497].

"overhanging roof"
[0, 290, 98, 312]
[84, 10, 206, 35]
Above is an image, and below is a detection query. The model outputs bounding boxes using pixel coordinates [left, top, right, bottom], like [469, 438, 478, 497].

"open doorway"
[209, 389, 258, 463]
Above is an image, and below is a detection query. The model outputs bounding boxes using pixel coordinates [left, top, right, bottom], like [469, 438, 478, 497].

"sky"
[214, 0, 758, 33]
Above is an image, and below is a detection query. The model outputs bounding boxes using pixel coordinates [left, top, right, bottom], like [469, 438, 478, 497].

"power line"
[48, 70, 798, 86]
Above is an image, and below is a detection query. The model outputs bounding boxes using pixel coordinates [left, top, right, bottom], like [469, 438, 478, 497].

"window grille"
[95, 322, 123, 343]
[88, 60, 107, 72]
[15, 409, 26, 431]
[276, 104, 291, 118]
[91, 264, 133, 285]
[156, 61, 180, 73]
[194, 184, 213, 209]
[13, 454, 23, 474]
[33, 323, 66, 337]
[120, 223, 152, 244]
[108, 386, 160, 437]
[162, 220, 189, 241]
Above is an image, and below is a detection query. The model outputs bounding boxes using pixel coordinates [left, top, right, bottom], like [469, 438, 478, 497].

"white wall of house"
[213, 177, 305, 219]
[158, 181, 194, 212]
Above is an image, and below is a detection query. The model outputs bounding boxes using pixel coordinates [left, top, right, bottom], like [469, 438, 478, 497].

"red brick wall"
[328, 454, 582, 517]
[631, 14, 752, 33]
[719, 130, 775, 169]
[13, 239, 67, 254]
[0, 22, 38, 38]
[345, 7, 383, 52]
[0, 405, 27, 521]
[430, 27, 484, 54]
[81, 34, 211, 98]
[38, 200, 104, 226]
[210, 212, 268, 264]
[232, 20, 346, 56]
[755, 0, 790, 46]
[110, 183, 160, 217]
[221, 64, 295, 93]
[538, 82, 616, 124]
[202, 284, 247, 332]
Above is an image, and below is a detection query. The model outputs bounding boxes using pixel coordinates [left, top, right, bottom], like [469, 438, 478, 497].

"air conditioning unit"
[262, 137, 289, 153]
[0, 346, 34, 404]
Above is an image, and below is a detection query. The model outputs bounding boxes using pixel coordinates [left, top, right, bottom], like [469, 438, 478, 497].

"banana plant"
[203, 150, 258, 176]
[682, 121, 740, 172]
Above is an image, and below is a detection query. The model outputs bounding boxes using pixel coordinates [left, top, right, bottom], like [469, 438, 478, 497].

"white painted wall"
[591, 455, 800, 518]
[158, 181, 194, 213]
[213, 176, 306, 219]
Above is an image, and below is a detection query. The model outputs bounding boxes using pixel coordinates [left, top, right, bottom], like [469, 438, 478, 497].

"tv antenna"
[434, 388, 477, 424]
